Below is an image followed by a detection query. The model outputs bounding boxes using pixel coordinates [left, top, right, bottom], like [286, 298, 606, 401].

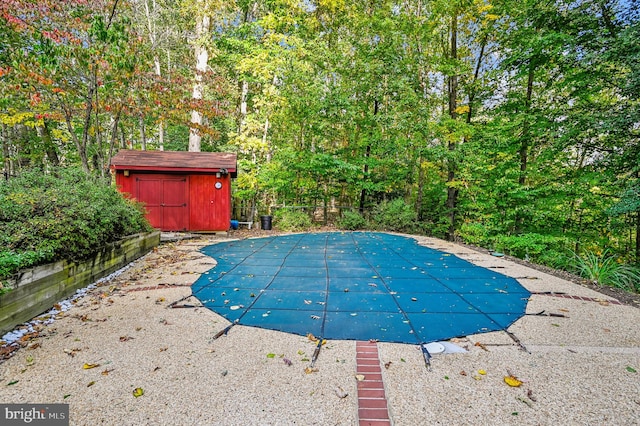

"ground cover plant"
[0, 168, 152, 292]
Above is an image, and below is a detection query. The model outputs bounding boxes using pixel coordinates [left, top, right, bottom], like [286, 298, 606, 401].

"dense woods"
[1, 1, 638, 279]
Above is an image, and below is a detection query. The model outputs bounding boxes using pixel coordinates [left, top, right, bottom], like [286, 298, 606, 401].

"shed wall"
[114, 171, 231, 232]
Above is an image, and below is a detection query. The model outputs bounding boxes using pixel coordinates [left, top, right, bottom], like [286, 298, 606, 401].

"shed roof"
[110, 150, 237, 175]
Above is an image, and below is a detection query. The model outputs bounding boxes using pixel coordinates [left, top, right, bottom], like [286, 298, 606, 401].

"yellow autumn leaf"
[504, 375, 523, 387]
[454, 105, 470, 115]
[478, 369, 487, 375]
[133, 387, 144, 397]
[83, 363, 100, 369]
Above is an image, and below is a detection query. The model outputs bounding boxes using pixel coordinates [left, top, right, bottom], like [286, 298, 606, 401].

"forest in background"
[1, 0, 638, 280]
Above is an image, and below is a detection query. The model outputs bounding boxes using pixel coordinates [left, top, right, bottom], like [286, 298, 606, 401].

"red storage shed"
[110, 150, 237, 232]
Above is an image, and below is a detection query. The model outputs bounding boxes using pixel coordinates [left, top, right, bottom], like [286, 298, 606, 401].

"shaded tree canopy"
[1, 0, 638, 264]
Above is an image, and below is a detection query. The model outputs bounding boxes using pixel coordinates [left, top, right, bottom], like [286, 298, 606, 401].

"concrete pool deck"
[1, 232, 638, 425]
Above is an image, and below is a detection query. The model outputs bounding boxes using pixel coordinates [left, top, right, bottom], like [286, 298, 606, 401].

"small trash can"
[260, 215, 272, 230]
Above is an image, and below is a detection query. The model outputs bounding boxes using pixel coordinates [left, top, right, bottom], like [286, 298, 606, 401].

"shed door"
[137, 175, 189, 231]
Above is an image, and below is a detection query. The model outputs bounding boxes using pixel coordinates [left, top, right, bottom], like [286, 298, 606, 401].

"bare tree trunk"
[1, 124, 12, 178]
[416, 155, 424, 220]
[61, 79, 93, 174]
[139, 114, 147, 150]
[359, 100, 378, 214]
[446, 13, 459, 242]
[189, 14, 210, 152]
[514, 65, 535, 233]
[107, 106, 123, 168]
[37, 121, 60, 167]
[238, 80, 249, 134]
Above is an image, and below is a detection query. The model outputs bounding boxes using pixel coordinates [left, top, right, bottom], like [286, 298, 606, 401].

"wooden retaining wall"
[0, 231, 160, 336]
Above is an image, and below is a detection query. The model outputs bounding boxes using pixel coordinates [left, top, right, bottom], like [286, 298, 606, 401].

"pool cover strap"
[194, 232, 530, 345]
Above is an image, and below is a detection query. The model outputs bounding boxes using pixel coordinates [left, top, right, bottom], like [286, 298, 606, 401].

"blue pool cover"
[192, 232, 530, 345]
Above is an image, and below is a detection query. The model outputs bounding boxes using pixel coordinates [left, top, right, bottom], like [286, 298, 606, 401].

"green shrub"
[458, 222, 490, 246]
[272, 209, 313, 231]
[490, 233, 570, 264]
[337, 210, 368, 230]
[370, 199, 417, 233]
[571, 250, 640, 292]
[0, 168, 152, 283]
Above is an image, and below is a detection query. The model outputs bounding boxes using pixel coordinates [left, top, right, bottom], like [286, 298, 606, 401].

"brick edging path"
[356, 341, 391, 426]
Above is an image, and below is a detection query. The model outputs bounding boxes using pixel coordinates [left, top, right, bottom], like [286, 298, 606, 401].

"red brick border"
[534, 292, 621, 305]
[356, 341, 391, 426]
[124, 283, 192, 293]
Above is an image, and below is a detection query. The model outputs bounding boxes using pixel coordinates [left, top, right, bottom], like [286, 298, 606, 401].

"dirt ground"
[0, 230, 638, 425]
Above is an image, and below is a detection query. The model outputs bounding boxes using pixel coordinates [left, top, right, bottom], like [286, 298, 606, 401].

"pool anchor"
[420, 344, 434, 371]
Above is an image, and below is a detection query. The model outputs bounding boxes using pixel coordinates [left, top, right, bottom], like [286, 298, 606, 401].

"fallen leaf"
[283, 358, 292, 366]
[153, 367, 160, 372]
[626, 366, 637, 373]
[355, 374, 365, 381]
[119, 336, 133, 342]
[334, 386, 348, 398]
[7, 380, 19, 386]
[83, 363, 100, 370]
[266, 353, 276, 359]
[101, 369, 113, 376]
[504, 375, 523, 387]
[304, 367, 318, 374]
[132, 387, 144, 398]
[478, 369, 487, 375]
[384, 361, 392, 369]
[527, 389, 537, 402]
[87, 381, 95, 387]
[474, 342, 489, 351]
[63, 394, 71, 399]
[459, 371, 467, 376]
[516, 396, 533, 408]
[473, 375, 482, 381]
[0, 344, 19, 358]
